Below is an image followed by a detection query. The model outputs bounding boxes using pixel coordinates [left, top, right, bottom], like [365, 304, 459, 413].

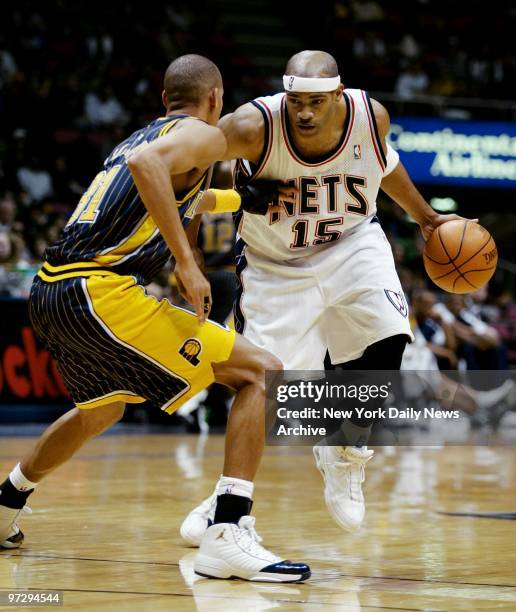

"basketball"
[423, 220, 498, 294]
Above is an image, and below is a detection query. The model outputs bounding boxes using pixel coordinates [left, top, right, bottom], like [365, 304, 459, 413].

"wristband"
[184, 188, 241, 218]
[207, 188, 242, 214]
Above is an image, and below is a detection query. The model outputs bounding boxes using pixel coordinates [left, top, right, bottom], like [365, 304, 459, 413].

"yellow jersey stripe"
[93, 215, 157, 265]
[159, 118, 181, 137]
[177, 175, 206, 204]
[43, 260, 105, 271]
[37, 268, 120, 283]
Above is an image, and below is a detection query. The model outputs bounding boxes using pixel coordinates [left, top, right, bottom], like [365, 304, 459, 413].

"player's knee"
[78, 402, 125, 437]
[263, 351, 284, 375]
[247, 348, 283, 389]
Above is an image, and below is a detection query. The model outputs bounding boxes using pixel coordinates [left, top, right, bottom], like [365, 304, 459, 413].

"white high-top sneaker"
[0, 504, 31, 549]
[180, 491, 217, 547]
[313, 445, 374, 532]
[194, 515, 310, 582]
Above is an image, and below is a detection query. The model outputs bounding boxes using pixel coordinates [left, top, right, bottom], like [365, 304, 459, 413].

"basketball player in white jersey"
[181, 50, 470, 545]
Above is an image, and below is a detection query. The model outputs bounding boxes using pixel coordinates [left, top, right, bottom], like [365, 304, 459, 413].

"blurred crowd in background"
[0, 0, 515, 387]
[291, 1, 515, 103]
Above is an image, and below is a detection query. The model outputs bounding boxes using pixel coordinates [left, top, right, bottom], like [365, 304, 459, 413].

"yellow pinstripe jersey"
[44, 114, 210, 285]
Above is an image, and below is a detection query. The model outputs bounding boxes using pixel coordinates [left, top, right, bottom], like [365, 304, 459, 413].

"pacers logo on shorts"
[179, 338, 202, 366]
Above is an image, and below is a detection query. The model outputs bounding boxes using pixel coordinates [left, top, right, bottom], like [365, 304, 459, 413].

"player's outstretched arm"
[172, 105, 268, 218]
[127, 120, 226, 322]
[214, 104, 297, 215]
[373, 100, 476, 240]
[217, 103, 265, 162]
[189, 103, 285, 217]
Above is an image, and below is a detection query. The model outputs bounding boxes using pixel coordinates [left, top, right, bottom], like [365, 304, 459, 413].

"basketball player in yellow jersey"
[181, 50, 476, 543]
[0, 55, 310, 583]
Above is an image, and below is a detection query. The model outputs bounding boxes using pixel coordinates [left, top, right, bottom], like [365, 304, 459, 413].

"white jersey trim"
[248, 99, 274, 179]
[361, 90, 386, 171]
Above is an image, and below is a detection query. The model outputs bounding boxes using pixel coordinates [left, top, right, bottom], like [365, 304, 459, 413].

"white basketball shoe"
[180, 490, 217, 546]
[313, 445, 374, 532]
[0, 505, 31, 549]
[194, 515, 310, 582]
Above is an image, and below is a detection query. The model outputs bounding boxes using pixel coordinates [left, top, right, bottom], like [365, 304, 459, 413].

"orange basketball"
[423, 220, 497, 294]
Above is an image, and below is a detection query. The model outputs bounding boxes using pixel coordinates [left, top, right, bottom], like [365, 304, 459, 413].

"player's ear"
[335, 83, 344, 100]
[208, 87, 219, 110]
[161, 90, 168, 109]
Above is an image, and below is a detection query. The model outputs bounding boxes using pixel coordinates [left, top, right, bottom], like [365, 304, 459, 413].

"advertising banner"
[388, 117, 516, 188]
[0, 299, 70, 405]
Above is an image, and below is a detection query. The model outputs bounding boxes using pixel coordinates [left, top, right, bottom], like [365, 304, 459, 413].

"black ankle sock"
[213, 493, 253, 524]
[0, 478, 33, 509]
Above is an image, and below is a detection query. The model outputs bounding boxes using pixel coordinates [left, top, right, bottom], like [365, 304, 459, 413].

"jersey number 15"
[290, 175, 368, 248]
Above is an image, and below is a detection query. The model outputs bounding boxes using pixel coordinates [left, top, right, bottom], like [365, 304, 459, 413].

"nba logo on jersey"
[353, 144, 361, 159]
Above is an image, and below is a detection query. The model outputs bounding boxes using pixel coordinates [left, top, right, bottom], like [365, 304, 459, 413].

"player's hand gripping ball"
[423, 220, 497, 294]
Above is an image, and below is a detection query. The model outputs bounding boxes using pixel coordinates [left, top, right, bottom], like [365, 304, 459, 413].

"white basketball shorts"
[235, 219, 414, 370]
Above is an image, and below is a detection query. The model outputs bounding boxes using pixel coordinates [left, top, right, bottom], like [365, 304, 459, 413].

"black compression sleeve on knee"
[336, 334, 409, 371]
[335, 334, 410, 427]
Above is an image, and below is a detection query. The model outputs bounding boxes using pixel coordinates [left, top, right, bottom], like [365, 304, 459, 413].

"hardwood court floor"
[1, 433, 516, 611]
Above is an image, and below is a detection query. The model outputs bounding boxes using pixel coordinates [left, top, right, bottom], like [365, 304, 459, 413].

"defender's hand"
[270, 182, 298, 214]
[278, 181, 298, 203]
[240, 180, 298, 215]
[419, 213, 478, 242]
[174, 257, 212, 324]
[175, 247, 205, 302]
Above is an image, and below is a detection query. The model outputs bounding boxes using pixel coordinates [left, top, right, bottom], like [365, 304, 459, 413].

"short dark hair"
[285, 50, 339, 78]
[164, 54, 222, 110]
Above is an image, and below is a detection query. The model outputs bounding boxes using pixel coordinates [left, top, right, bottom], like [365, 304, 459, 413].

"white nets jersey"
[235, 89, 387, 261]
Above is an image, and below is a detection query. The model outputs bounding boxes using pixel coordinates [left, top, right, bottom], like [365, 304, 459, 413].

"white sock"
[216, 476, 254, 500]
[9, 464, 39, 492]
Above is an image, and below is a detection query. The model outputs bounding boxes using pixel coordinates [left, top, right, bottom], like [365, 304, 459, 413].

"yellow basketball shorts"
[29, 271, 235, 413]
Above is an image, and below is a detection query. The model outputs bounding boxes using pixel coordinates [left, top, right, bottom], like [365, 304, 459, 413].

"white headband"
[283, 74, 341, 92]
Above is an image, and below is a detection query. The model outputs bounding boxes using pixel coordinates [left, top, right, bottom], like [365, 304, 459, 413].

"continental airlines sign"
[388, 118, 516, 187]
